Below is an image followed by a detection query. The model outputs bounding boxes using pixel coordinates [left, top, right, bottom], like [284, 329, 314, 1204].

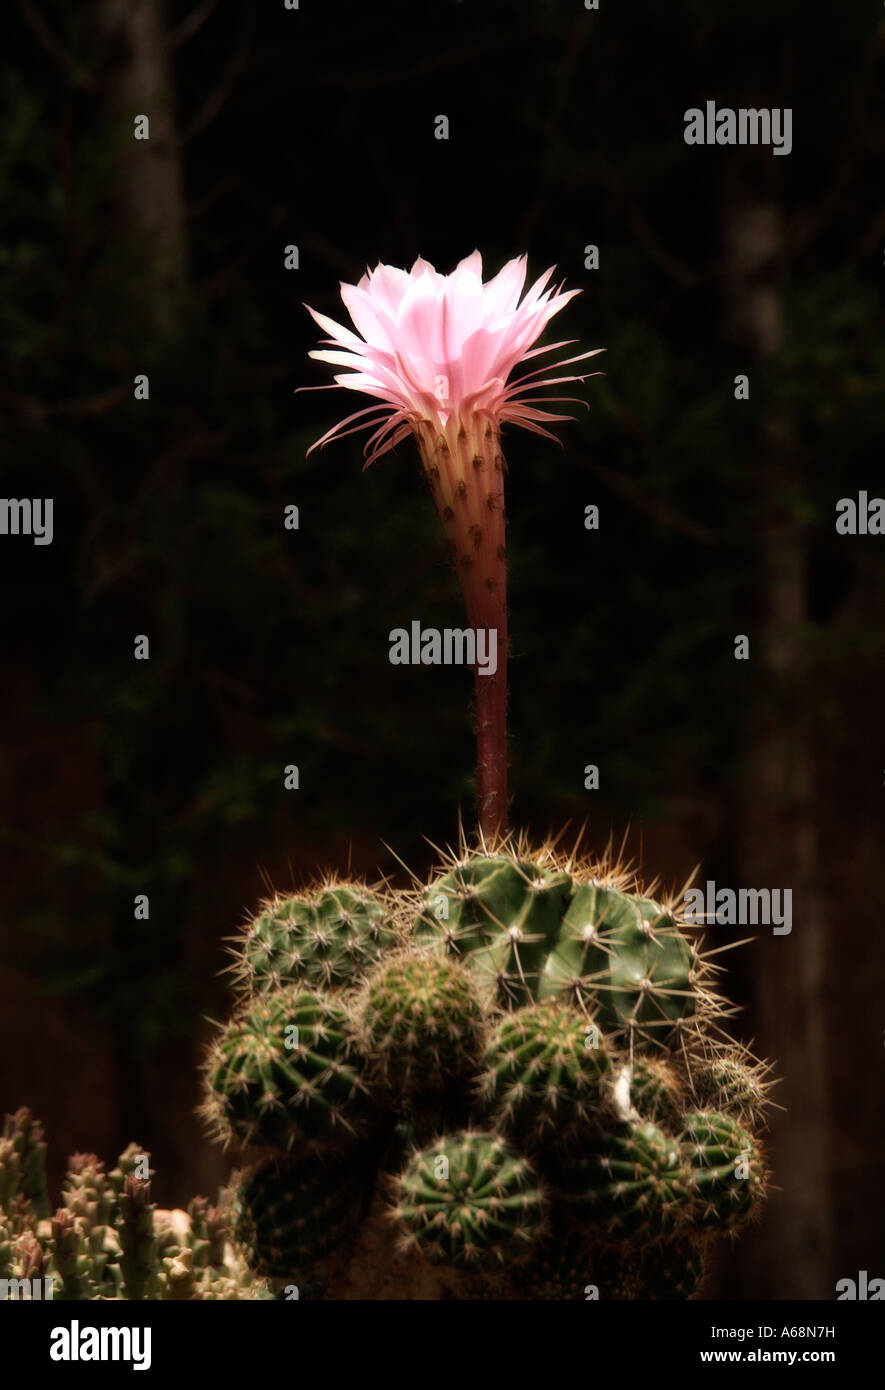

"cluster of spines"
[678, 1109, 767, 1231]
[354, 950, 487, 1094]
[230, 876, 400, 997]
[559, 1118, 686, 1240]
[692, 1044, 775, 1128]
[478, 1001, 611, 1145]
[390, 1130, 545, 1267]
[201, 986, 374, 1154]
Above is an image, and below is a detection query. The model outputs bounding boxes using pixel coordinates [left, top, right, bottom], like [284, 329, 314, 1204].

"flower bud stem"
[416, 414, 509, 838]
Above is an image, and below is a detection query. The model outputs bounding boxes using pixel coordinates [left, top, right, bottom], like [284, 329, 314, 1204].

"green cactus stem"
[391, 1129, 545, 1267]
[356, 952, 487, 1095]
[235, 880, 398, 996]
[203, 986, 374, 1153]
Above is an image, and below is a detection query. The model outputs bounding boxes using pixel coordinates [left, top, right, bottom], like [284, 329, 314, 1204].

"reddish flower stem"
[416, 415, 509, 839]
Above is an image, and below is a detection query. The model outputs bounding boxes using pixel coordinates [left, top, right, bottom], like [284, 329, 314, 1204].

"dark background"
[1, 0, 883, 1299]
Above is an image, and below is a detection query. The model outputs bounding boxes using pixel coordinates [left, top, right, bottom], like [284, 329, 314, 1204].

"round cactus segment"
[393, 1130, 544, 1266]
[204, 987, 373, 1152]
[416, 855, 698, 1046]
[680, 1109, 765, 1231]
[416, 856, 574, 1008]
[356, 953, 486, 1093]
[479, 1002, 610, 1143]
[234, 1154, 366, 1284]
[543, 884, 697, 1045]
[565, 1119, 686, 1241]
[238, 884, 397, 994]
[625, 1055, 685, 1127]
[694, 1053, 769, 1127]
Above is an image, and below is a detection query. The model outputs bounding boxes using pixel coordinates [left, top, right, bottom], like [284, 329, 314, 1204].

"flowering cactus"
[269, 257, 775, 1297]
[304, 252, 603, 835]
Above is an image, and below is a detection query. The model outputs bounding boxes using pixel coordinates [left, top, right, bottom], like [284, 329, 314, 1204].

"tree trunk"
[93, 0, 188, 338]
[722, 182, 833, 1298]
[86, 0, 190, 1147]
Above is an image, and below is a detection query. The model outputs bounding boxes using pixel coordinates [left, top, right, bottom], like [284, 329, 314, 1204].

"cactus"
[0, 1115, 274, 1300]
[275, 257, 780, 1296]
[639, 1236, 708, 1299]
[479, 1001, 611, 1145]
[355, 952, 487, 1095]
[391, 1130, 544, 1267]
[414, 854, 573, 1010]
[415, 844, 713, 1049]
[197, 835, 773, 1299]
[233, 1151, 369, 1290]
[558, 883, 698, 1044]
[624, 1055, 685, 1127]
[680, 1109, 767, 1231]
[118, 1172, 158, 1301]
[51, 1208, 92, 1300]
[2, 836, 774, 1302]
[508, 1213, 642, 1300]
[202, 986, 375, 1153]
[61, 1153, 120, 1288]
[1, 1109, 50, 1219]
[0, 1212, 13, 1282]
[186, 1196, 227, 1269]
[561, 1118, 687, 1241]
[234, 879, 399, 996]
[514, 1235, 692, 1302]
[510, 1224, 598, 1300]
[693, 1048, 772, 1128]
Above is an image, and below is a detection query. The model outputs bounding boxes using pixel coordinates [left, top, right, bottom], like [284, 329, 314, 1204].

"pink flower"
[302, 252, 603, 838]
[304, 250, 602, 466]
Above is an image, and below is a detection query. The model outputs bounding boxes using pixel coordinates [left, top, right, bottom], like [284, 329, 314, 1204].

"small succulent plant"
[0, 1108, 272, 1300]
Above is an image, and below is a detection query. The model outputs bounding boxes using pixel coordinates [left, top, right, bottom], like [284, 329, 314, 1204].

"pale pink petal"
[304, 253, 598, 457]
[339, 284, 399, 349]
[309, 349, 375, 370]
[367, 263, 412, 315]
[305, 303, 365, 348]
[482, 256, 528, 316]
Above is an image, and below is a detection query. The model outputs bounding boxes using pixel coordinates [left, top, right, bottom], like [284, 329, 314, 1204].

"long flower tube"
[304, 250, 603, 836]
